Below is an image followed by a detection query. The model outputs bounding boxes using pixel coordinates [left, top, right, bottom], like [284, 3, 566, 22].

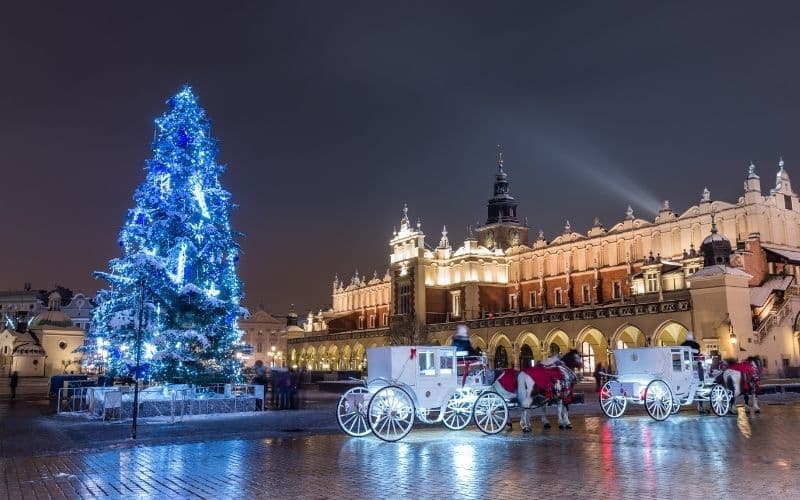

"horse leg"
[558, 401, 573, 430]
[752, 393, 761, 414]
[520, 407, 531, 433]
[743, 392, 751, 415]
[540, 405, 551, 429]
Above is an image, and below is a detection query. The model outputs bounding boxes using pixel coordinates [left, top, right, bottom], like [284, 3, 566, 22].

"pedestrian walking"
[9, 371, 19, 400]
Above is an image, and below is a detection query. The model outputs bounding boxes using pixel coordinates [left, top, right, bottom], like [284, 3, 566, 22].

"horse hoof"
[543, 423, 551, 430]
[755, 409, 761, 414]
[558, 424, 565, 430]
[566, 424, 573, 430]
[522, 428, 531, 434]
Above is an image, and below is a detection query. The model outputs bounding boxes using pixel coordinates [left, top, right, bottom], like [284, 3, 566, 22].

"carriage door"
[416, 349, 441, 410]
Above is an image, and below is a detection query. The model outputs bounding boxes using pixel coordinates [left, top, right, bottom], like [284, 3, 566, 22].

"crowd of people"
[251, 360, 305, 410]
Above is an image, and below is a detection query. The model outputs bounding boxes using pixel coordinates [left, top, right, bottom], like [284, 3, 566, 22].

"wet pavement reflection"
[2, 404, 798, 499]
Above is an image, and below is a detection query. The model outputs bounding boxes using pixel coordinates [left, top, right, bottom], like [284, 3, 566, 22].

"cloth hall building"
[289, 157, 800, 376]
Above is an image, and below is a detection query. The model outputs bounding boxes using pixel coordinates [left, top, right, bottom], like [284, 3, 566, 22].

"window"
[382, 313, 388, 327]
[450, 291, 461, 317]
[582, 285, 591, 304]
[616, 340, 629, 349]
[672, 352, 682, 372]
[439, 349, 454, 375]
[612, 280, 623, 300]
[508, 293, 518, 311]
[257, 342, 263, 353]
[554, 288, 563, 306]
[581, 341, 595, 376]
[368, 315, 376, 328]
[397, 281, 412, 315]
[785, 194, 792, 210]
[358, 316, 364, 329]
[418, 351, 436, 376]
[646, 273, 659, 293]
[529, 291, 537, 309]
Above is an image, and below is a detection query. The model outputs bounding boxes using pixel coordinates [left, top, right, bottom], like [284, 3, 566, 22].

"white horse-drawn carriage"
[336, 345, 509, 441]
[599, 346, 733, 420]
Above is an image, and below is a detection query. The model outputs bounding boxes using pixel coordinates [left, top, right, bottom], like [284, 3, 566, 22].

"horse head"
[560, 349, 584, 371]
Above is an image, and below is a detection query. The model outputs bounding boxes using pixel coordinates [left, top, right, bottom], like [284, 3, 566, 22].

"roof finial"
[779, 156, 785, 169]
[710, 211, 718, 234]
[701, 187, 711, 202]
[439, 225, 449, 248]
[496, 144, 504, 171]
[625, 205, 634, 220]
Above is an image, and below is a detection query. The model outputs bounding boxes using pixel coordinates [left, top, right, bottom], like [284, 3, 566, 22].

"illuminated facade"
[290, 156, 800, 376]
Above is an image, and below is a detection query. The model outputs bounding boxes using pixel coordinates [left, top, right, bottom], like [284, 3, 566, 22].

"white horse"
[717, 357, 762, 415]
[490, 350, 583, 433]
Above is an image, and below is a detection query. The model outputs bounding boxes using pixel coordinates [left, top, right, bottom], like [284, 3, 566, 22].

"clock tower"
[475, 148, 529, 249]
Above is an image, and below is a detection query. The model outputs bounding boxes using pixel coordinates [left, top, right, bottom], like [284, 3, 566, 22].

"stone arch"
[471, 335, 488, 354]
[328, 345, 339, 370]
[305, 346, 316, 370]
[543, 328, 569, 357]
[489, 332, 513, 368]
[611, 324, 647, 349]
[353, 343, 366, 371]
[576, 326, 609, 375]
[515, 331, 543, 362]
[653, 320, 690, 346]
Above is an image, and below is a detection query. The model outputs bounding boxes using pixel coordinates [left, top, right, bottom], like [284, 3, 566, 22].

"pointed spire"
[466, 224, 476, 240]
[400, 203, 410, 230]
[748, 162, 758, 179]
[439, 225, 450, 248]
[625, 205, 634, 220]
[779, 156, 785, 169]
[496, 144, 505, 172]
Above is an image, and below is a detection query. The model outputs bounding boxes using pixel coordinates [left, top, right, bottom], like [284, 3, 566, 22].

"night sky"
[3, 2, 800, 314]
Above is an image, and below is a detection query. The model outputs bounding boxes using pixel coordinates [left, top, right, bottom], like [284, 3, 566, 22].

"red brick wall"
[571, 274, 596, 305]
[425, 288, 449, 323]
[744, 236, 767, 286]
[478, 285, 508, 314]
[599, 268, 630, 303]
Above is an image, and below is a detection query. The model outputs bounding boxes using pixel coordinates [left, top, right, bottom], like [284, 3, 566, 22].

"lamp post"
[131, 281, 145, 440]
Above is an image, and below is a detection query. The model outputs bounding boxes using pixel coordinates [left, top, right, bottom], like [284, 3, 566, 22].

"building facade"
[289, 157, 800, 376]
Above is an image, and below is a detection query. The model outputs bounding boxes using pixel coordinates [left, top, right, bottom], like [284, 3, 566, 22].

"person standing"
[594, 362, 604, 393]
[252, 360, 267, 410]
[9, 371, 19, 400]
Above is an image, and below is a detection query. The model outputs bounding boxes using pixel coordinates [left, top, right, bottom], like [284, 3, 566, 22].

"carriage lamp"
[729, 331, 737, 344]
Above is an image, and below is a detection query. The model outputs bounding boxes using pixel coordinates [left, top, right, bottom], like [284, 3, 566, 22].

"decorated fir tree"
[85, 86, 246, 383]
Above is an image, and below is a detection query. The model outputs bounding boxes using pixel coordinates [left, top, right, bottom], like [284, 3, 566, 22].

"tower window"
[785, 195, 792, 210]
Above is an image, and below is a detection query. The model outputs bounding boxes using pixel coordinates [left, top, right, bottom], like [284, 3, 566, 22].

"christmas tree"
[84, 86, 246, 383]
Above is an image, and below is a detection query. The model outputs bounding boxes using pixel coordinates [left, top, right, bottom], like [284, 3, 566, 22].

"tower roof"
[485, 146, 520, 224]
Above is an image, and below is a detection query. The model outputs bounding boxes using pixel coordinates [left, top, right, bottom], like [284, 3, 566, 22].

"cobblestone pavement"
[1, 392, 799, 499]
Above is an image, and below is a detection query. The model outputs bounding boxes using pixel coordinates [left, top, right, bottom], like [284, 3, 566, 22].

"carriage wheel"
[367, 386, 415, 442]
[670, 397, 681, 415]
[336, 386, 372, 437]
[443, 392, 473, 430]
[644, 379, 673, 421]
[473, 391, 509, 434]
[599, 380, 627, 418]
[709, 384, 732, 416]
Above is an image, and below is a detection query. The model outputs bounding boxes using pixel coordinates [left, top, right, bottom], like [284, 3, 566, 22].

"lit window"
[451, 291, 461, 317]
[508, 293, 518, 311]
[554, 288, 563, 306]
[582, 285, 591, 304]
[529, 291, 537, 309]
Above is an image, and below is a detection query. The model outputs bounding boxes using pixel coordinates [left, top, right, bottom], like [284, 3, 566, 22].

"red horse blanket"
[496, 366, 572, 403]
[729, 362, 759, 393]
